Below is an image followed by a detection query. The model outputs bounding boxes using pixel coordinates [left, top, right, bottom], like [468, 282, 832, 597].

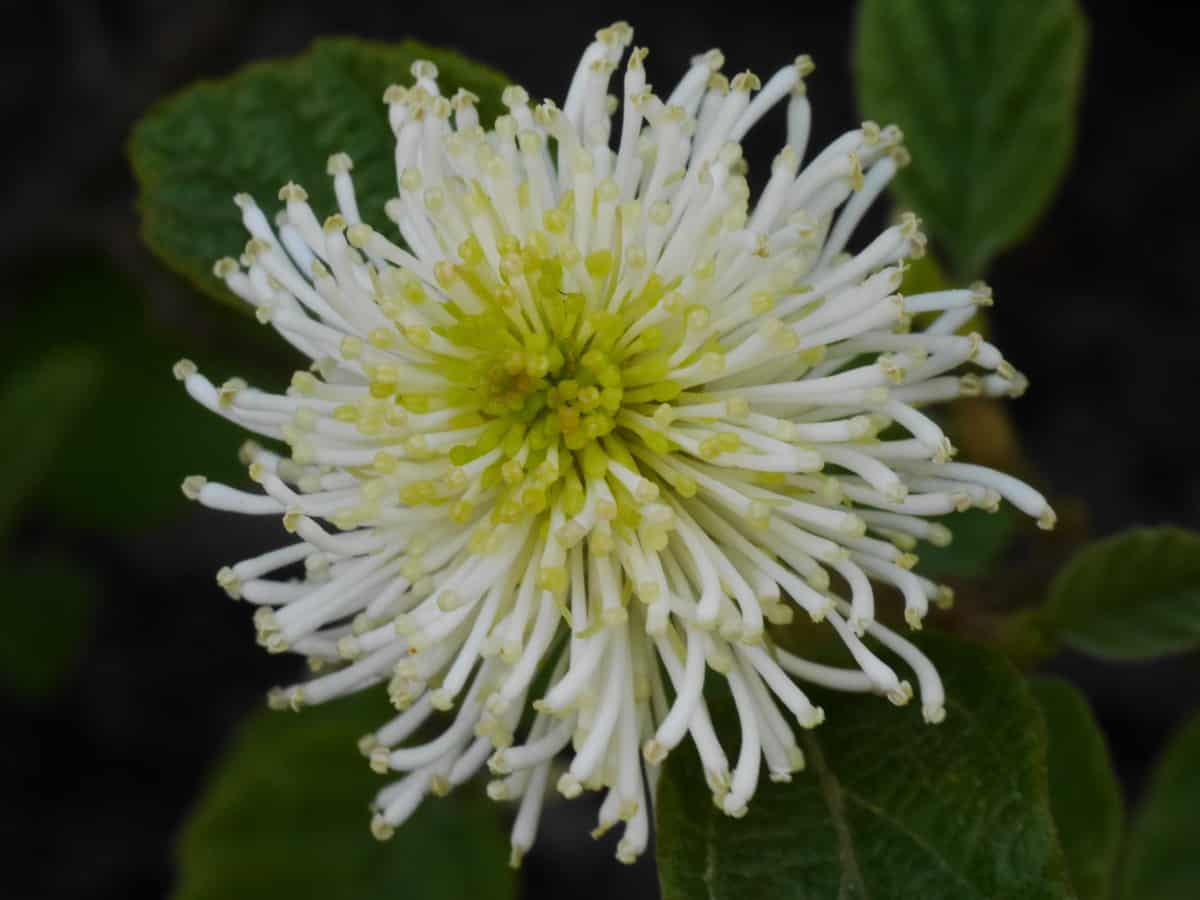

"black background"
[2, 2, 1198, 898]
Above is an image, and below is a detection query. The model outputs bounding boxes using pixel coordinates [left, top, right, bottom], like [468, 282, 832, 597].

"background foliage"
[3, 2, 1199, 899]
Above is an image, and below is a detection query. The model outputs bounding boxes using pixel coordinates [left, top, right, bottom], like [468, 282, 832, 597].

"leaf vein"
[802, 733, 869, 900]
[841, 788, 986, 900]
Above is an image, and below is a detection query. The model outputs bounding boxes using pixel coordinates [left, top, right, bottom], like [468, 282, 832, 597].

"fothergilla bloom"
[176, 21, 1055, 866]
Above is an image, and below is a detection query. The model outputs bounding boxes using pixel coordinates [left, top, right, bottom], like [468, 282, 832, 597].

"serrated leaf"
[855, 0, 1088, 278]
[918, 505, 1017, 578]
[655, 634, 1074, 900]
[1041, 527, 1200, 660]
[0, 554, 98, 699]
[130, 37, 509, 306]
[0, 348, 102, 539]
[174, 691, 514, 900]
[1030, 677, 1122, 900]
[1120, 713, 1200, 900]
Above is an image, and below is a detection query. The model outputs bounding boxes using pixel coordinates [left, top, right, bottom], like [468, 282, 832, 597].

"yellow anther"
[750, 291, 776, 315]
[731, 70, 762, 92]
[725, 396, 750, 418]
[372, 451, 397, 474]
[340, 336, 363, 359]
[399, 167, 423, 192]
[543, 208, 569, 235]
[578, 386, 601, 411]
[326, 152, 354, 175]
[212, 257, 239, 278]
[538, 566, 569, 593]
[434, 260, 457, 289]
[649, 201, 672, 226]
[290, 371, 318, 394]
[368, 327, 396, 349]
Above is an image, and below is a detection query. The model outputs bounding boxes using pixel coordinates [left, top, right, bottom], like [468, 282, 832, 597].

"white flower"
[176, 22, 1055, 866]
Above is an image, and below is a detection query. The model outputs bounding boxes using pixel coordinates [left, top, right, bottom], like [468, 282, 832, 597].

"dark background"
[2, 2, 1198, 898]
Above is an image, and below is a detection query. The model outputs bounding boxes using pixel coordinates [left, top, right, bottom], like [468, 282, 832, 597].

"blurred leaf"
[175, 690, 514, 900]
[130, 37, 509, 307]
[0, 348, 102, 539]
[854, 0, 1088, 278]
[897, 253, 1020, 581]
[899, 251, 951, 296]
[0, 554, 98, 699]
[948, 396, 1025, 472]
[656, 634, 1074, 900]
[5, 257, 291, 533]
[1030, 677, 1122, 900]
[1120, 713, 1200, 900]
[918, 505, 1017, 578]
[1041, 527, 1200, 660]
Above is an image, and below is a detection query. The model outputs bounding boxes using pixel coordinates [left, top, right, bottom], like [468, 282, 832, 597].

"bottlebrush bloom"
[176, 22, 1055, 865]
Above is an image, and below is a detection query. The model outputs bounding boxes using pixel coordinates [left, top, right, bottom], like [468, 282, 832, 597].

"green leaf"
[898, 251, 951, 296]
[3, 257, 292, 533]
[854, 0, 1088, 278]
[0, 348, 102, 539]
[656, 633, 1074, 900]
[1120, 713, 1200, 900]
[130, 37, 510, 306]
[1041, 527, 1200, 660]
[174, 691, 514, 900]
[0, 554, 98, 699]
[918, 505, 1017, 578]
[1030, 677, 1123, 900]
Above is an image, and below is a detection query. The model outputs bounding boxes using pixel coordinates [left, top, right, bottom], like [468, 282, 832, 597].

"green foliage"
[1120, 713, 1200, 900]
[0, 555, 98, 699]
[897, 253, 1018, 581]
[1030, 677, 1123, 900]
[898, 251, 950, 296]
[918, 506, 1016, 578]
[130, 37, 510, 307]
[0, 348, 102, 539]
[4, 258, 292, 532]
[656, 634, 1074, 900]
[174, 691, 514, 900]
[1041, 527, 1200, 660]
[855, 0, 1088, 278]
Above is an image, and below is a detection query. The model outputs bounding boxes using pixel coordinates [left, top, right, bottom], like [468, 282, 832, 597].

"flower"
[176, 22, 1055, 866]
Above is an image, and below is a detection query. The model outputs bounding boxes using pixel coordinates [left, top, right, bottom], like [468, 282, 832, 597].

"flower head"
[178, 23, 1053, 865]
